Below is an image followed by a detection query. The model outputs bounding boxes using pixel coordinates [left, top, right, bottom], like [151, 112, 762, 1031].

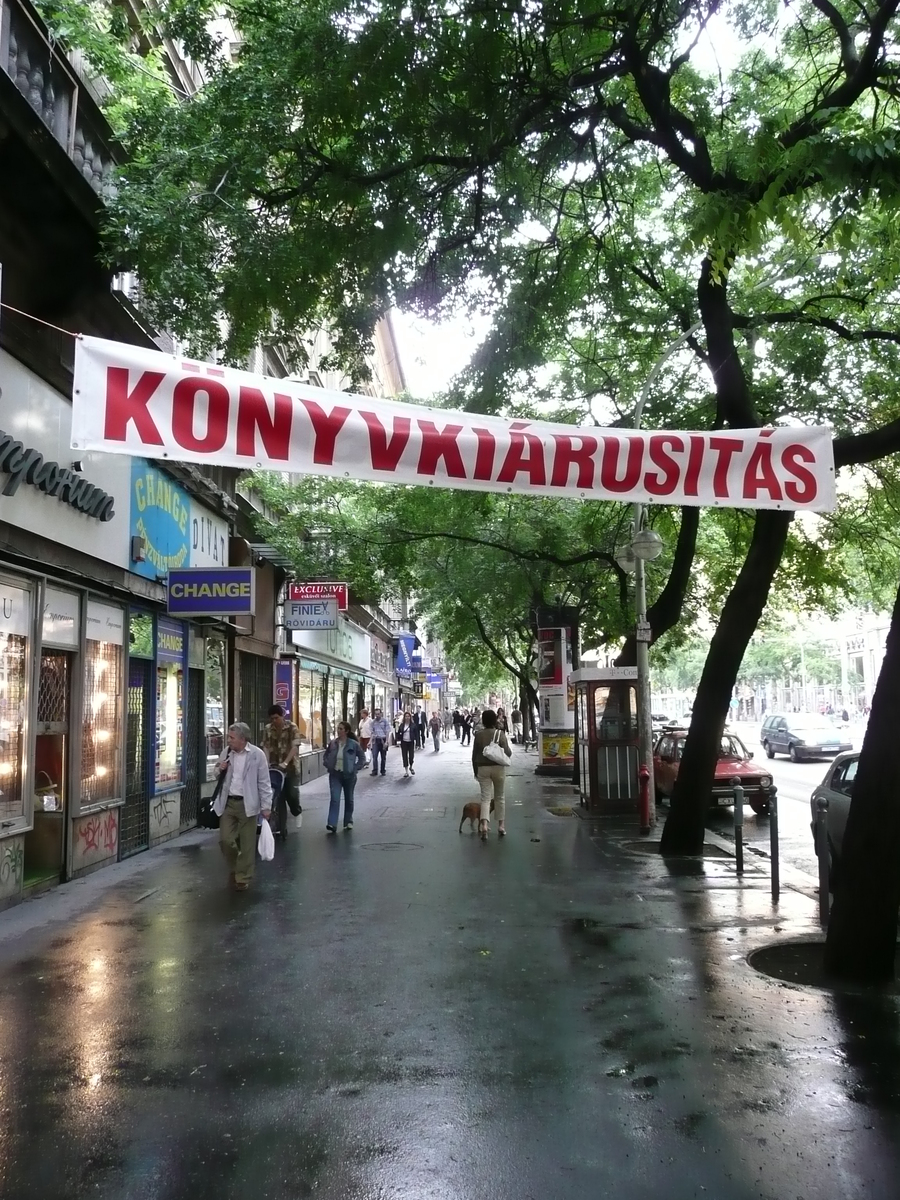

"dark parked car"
[653, 728, 775, 816]
[760, 713, 852, 762]
[809, 751, 858, 887]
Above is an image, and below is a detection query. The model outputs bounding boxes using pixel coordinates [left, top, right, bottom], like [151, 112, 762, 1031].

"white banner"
[71, 335, 836, 511]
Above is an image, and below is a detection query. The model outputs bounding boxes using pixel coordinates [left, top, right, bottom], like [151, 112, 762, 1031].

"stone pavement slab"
[0, 736, 897, 1199]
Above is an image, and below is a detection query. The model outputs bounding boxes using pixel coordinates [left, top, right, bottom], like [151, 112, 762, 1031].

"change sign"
[167, 567, 255, 616]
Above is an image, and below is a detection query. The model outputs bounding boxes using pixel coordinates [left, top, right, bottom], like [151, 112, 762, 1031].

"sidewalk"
[0, 736, 896, 1200]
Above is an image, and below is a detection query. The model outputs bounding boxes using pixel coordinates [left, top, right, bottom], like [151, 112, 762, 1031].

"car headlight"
[760, 776, 772, 788]
[795, 738, 805, 745]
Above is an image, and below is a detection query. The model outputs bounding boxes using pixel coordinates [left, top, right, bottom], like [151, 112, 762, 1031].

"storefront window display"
[0, 580, 32, 824]
[155, 616, 185, 789]
[326, 675, 347, 742]
[82, 601, 125, 806]
[296, 668, 325, 750]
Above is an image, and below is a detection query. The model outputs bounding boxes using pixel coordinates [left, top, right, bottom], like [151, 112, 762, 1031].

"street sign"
[284, 598, 338, 630]
[636, 620, 652, 643]
[288, 582, 348, 610]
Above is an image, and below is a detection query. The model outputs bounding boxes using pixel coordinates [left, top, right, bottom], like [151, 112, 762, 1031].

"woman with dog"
[396, 710, 417, 777]
[472, 709, 512, 839]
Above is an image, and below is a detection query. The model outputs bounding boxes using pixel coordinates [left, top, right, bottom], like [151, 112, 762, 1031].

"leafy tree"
[42, 0, 900, 977]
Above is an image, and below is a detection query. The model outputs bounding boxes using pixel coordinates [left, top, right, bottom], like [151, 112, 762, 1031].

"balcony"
[1, 0, 120, 203]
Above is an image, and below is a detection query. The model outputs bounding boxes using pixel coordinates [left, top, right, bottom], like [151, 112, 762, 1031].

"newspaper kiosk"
[571, 667, 640, 814]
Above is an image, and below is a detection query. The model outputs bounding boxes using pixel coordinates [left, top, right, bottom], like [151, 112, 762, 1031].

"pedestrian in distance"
[442, 708, 452, 741]
[357, 707, 373, 765]
[397, 710, 417, 776]
[452, 707, 462, 739]
[215, 723, 274, 891]
[510, 707, 523, 745]
[472, 709, 512, 839]
[323, 722, 366, 832]
[415, 707, 427, 749]
[429, 711, 442, 752]
[262, 704, 302, 836]
[370, 708, 391, 776]
[460, 709, 472, 746]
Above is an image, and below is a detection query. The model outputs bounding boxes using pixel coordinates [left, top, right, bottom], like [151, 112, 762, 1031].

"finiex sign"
[167, 568, 256, 616]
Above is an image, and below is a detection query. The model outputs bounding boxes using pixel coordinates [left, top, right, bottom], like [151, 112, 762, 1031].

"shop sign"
[131, 460, 190, 580]
[0, 580, 30, 637]
[190, 499, 229, 568]
[166, 567, 256, 616]
[156, 615, 185, 664]
[291, 614, 370, 670]
[540, 731, 575, 767]
[86, 600, 125, 645]
[0, 427, 115, 520]
[274, 661, 293, 712]
[426, 673, 443, 686]
[370, 637, 392, 677]
[42, 587, 80, 647]
[395, 635, 415, 678]
[288, 582, 348, 609]
[284, 599, 338, 630]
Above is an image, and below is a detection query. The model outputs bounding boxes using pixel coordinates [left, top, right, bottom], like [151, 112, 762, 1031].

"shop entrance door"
[181, 668, 203, 829]
[121, 657, 152, 857]
[25, 652, 71, 890]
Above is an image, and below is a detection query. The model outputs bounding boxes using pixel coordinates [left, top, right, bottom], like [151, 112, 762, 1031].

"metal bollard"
[768, 787, 779, 904]
[733, 784, 744, 875]
[815, 795, 830, 926]
[638, 765, 651, 836]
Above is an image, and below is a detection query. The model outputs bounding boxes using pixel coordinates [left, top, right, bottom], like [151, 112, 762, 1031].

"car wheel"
[789, 743, 801, 763]
[764, 741, 775, 759]
[749, 798, 769, 817]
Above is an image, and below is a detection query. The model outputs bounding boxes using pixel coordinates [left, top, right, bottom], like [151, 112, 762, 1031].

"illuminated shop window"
[0, 581, 30, 823]
[82, 602, 125, 806]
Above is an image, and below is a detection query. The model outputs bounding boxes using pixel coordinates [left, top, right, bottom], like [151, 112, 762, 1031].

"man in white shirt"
[357, 708, 374, 765]
[215, 722, 273, 891]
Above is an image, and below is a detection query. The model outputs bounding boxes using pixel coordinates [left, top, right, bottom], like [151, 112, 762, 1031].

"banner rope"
[0, 302, 79, 339]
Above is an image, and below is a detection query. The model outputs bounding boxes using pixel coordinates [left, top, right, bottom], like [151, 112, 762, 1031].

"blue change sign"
[131, 460, 190, 581]
[167, 568, 256, 617]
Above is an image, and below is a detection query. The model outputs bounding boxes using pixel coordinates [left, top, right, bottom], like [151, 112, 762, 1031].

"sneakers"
[344, 823, 353, 831]
[326, 824, 337, 833]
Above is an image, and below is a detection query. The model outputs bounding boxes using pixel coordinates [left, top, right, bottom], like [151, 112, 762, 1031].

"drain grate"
[359, 842, 424, 851]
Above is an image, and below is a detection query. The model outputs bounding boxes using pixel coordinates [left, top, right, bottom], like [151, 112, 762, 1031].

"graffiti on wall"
[76, 810, 118, 860]
[0, 840, 24, 887]
[152, 793, 178, 832]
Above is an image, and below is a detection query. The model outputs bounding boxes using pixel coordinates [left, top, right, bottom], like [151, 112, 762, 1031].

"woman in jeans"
[396, 711, 417, 777]
[471, 709, 512, 839]
[323, 722, 366, 832]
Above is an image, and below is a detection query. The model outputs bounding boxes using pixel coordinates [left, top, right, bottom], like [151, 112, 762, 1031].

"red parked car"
[653, 728, 775, 816]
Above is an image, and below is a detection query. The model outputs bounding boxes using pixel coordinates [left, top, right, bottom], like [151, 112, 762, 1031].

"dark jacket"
[323, 737, 366, 776]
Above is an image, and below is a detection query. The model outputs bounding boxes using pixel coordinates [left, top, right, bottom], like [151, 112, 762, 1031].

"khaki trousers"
[477, 765, 506, 823]
[219, 796, 258, 884]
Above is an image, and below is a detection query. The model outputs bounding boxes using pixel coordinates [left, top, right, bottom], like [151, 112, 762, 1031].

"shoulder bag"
[482, 730, 507, 766]
[199, 752, 230, 828]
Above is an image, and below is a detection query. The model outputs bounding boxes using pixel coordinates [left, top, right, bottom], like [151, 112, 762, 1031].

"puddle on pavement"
[564, 918, 616, 949]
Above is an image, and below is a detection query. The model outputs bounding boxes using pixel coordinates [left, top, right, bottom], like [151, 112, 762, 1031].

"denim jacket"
[323, 737, 366, 776]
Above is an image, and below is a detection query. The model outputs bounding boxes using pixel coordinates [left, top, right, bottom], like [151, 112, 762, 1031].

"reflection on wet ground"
[0, 744, 899, 1198]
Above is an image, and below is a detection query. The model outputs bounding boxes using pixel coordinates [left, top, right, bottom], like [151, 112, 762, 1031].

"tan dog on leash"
[459, 800, 494, 832]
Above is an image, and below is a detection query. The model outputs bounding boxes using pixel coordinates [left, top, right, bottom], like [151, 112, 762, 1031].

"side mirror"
[748, 751, 754, 759]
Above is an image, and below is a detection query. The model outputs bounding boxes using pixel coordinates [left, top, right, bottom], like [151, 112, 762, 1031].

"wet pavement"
[1, 738, 899, 1199]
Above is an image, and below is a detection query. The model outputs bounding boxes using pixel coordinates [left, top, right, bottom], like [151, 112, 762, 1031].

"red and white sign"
[288, 582, 348, 609]
[71, 336, 836, 512]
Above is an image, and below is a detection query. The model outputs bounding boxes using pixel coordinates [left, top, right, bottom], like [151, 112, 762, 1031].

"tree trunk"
[824, 575, 900, 983]
[659, 510, 792, 856]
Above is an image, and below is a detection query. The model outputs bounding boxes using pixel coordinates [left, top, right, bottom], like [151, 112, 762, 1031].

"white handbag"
[482, 730, 507, 765]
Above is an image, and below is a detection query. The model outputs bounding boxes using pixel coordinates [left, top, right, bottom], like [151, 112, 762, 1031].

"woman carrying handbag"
[471, 709, 512, 839]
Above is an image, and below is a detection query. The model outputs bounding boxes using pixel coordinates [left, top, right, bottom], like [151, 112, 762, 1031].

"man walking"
[215, 722, 273, 891]
[357, 707, 373, 765]
[262, 704, 302, 835]
[370, 707, 391, 776]
[452, 708, 462, 740]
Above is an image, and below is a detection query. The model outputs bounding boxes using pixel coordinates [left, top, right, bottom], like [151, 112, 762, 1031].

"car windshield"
[791, 715, 829, 730]
[718, 735, 748, 760]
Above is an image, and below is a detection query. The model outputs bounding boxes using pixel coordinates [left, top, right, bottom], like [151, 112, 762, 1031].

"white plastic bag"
[258, 816, 275, 860]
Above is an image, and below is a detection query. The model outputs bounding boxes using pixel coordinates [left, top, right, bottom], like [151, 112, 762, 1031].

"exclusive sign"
[288, 581, 348, 610]
[71, 336, 837, 512]
[167, 567, 255, 616]
[284, 598, 338, 630]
